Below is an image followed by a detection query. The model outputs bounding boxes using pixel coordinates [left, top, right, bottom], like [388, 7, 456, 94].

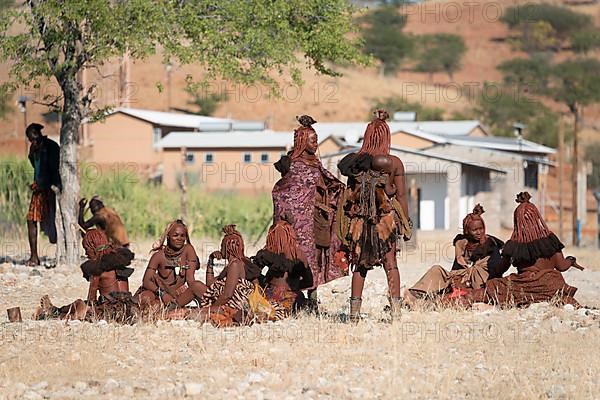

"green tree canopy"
[415, 33, 466, 80]
[571, 29, 600, 55]
[502, 4, 592, 38]
[550, 58, 600, 115]
[497, 54, 552, 94]
[185, 85, 228, 116]
[361, 6, 413, 75]
[0, 0, 367, 264]
[475, 83, 559, 147]
[502, 4, 592, 53]
[0, 85, 11, 120]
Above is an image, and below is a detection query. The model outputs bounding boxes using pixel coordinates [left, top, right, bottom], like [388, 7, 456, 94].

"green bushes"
[0, 157, 34, 234]
[0, 157, 273, 240]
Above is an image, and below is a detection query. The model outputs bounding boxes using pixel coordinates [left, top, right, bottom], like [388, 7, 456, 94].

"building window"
[243, 153, 252, 163]
[260, 153, 269, 163]
[185, 153, 195, 164]
[204, 153, 214, 163]
[524, 161, 539, 189]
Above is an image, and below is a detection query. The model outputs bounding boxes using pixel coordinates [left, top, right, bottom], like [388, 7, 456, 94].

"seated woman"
[252, 218, 314, 320]
[404, 204, 504, 306]
[192, 225, 256, 327]
[135, 220, 203, 308]
[34, 229, 138, 322]
[466, 192, 579, 308]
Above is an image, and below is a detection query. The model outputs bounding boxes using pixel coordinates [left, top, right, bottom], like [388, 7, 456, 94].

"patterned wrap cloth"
[198, 278, 255, 326]
[272, 159, 346, 289]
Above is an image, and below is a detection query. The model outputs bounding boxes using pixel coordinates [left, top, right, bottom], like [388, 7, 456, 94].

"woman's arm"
[87, 276, 99, 303]
[454, 239, 469, 268]
[182, 245, 200, 283]
[393, 158, 409, 218]
[206, 251, 223, 286]
[554, 252, 575, 272]
[210, 260, 243, 308]
[296, 251, 313, 290]
[141, 253, 161, 293]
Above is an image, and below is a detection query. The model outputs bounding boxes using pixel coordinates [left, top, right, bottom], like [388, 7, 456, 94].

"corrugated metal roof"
[316, 120, 553, 155]
[321, 145, 506, 173]
[316, 120, 483, 139]
[446, 136, 555, 154]
[113, 108, 232, 129]
[157, 130, 293, 149]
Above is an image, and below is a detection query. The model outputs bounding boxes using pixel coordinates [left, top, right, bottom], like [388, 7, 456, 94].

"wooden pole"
[558, 117, 565, 239]
[409, 177, 418, 246]
[572, 111, 579, 247]
[166, 64, 172, 112]
[180, 146, 188, 221]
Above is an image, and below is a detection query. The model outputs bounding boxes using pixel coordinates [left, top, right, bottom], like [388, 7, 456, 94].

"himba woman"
[337, 109, 412, 322]
[252, 217, 314, 319]
[272, 115, 346, 309]
[466, 192, 579, 307]
[194, 225, 258, 327]
[34, 229, 138, 323]
[135, 220, 204, 309]
[403, 204, 504, 306]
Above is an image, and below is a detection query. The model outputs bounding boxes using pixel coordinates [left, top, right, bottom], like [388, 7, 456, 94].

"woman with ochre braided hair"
[337, 110, 412, 322]
[272, 115, 346, 311]
[403, 204, 504, 306]
[135, 220, 204, 308]
[253, 217, 314, 319]
[33, 229, 137, 323]
[466, 192, 579, 307]
[194, 225, 258, 326]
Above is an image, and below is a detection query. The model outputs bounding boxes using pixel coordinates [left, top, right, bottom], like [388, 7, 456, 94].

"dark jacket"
[28, 136, 61, 190]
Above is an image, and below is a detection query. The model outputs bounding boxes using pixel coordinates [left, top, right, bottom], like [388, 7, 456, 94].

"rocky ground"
[1, 242, 599, 399]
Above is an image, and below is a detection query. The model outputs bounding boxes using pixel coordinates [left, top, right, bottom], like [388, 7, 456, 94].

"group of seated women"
[32, 192, 582, 326]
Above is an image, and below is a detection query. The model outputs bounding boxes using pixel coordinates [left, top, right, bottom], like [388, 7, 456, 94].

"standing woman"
[337, 110, 412, 321]
[272, 115, 346, 309]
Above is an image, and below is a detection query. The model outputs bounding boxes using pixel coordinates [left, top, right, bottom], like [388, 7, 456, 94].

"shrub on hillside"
[0, 158, 273, 241]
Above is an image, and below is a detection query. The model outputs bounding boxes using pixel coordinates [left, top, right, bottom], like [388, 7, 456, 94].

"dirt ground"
[1, 236, 599, 399]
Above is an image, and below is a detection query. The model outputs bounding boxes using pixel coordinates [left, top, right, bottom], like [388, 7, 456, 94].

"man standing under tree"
[25, 123, 61, 266]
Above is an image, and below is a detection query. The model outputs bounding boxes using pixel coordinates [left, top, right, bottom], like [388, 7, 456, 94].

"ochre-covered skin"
[340, 110, 409, 320]
[136, 223, 204, 308]
[78, 198, 130, 247]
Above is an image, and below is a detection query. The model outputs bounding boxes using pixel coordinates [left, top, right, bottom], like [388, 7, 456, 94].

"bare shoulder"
[388, 155, 405, 175]
[228, 259, 246, 276]
[183, 243, 197, 256]
[372, 154, 404, 174]
[148, 250, 166, 269]
[183, 244, 199, 263]
[454, 238, 468, 250]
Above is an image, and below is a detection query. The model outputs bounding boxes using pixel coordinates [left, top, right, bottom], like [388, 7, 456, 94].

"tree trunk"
[53, 185, 66, 265]
[57, 76, 81, 265]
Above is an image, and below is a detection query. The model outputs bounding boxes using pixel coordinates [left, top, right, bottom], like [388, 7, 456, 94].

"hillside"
[1, 0, 599, 141]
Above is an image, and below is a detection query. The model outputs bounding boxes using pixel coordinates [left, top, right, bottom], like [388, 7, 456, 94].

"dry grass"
[1, 237, 599, 399]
